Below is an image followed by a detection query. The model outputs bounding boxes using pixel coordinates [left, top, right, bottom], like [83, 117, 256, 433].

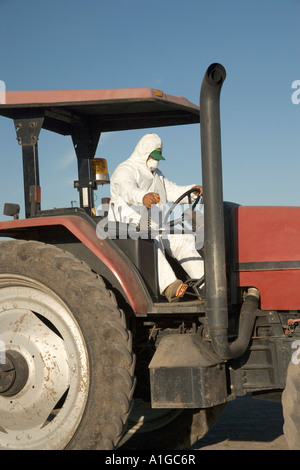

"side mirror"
[3, 203, 20, 220]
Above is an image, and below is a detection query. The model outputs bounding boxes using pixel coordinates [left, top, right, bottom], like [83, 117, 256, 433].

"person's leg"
[153, 236, 188, 301]
[163, 233, 204, 280]
[154, 236, 177, 294]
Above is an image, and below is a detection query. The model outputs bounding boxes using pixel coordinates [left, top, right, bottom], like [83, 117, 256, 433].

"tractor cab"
[0, 87, 205, 311]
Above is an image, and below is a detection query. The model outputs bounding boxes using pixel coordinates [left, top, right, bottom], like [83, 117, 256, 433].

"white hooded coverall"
[108, 133, 204, 295]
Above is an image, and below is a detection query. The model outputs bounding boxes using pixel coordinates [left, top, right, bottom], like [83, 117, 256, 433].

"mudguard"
[0, 215, 149, 314]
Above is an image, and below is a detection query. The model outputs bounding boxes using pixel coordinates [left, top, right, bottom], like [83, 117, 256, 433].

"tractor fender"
[0, 215, 148, 314]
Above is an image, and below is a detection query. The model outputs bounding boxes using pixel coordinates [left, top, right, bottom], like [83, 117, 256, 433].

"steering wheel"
[163, 187, 202, 230]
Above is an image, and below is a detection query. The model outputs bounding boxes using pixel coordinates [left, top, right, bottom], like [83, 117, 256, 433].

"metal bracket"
[14, 116, 44, 218]
[71, 118, 101, 214]
[14, 117, 44, 146]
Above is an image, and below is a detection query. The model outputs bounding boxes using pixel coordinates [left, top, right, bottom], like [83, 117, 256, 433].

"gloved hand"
[142, 192, 160, 209]
[191, 186, 203, 197]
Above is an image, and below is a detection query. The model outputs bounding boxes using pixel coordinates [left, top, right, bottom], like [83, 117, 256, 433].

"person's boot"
[164, 279, 188, 303]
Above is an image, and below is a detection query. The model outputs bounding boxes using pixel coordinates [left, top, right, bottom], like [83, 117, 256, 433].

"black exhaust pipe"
[200, 63, 259, 360]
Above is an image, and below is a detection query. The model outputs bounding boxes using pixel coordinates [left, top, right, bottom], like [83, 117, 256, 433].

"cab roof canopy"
[0, 88, 200, 134]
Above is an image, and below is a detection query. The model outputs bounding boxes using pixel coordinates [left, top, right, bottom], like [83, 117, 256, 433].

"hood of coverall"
[128, 133, 163, 167]
[107, 133, 168, 225]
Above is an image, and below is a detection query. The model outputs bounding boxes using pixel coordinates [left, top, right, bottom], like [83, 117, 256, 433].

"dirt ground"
[193, 394, 289, 450]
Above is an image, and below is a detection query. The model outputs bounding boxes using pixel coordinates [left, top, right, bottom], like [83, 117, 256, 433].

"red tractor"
[0, 63, 299, 450]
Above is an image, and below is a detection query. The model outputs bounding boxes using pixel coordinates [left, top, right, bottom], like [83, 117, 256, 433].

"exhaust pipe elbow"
[202, 63, 226, 88]
[210, 288, 260, 361]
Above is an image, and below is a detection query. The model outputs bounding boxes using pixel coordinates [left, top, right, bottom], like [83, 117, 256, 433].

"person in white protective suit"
[108, 133, 204, 302]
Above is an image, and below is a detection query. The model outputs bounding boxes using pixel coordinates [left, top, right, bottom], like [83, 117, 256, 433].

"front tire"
[0, 240, 135, 449]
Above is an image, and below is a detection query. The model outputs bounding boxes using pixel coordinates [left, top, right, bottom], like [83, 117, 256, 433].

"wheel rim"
[0, 274, 89, 449]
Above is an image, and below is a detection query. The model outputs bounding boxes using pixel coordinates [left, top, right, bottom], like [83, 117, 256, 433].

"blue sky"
[0, 0, 299, 220]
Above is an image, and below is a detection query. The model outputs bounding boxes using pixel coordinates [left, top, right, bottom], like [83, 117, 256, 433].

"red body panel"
[235, 206, 300, 310]
[0, 216, 148, 314]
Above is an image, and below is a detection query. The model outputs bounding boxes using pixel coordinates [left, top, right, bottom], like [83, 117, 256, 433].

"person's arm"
[163, 177, 202, 203]
[110, 166, 148, 205]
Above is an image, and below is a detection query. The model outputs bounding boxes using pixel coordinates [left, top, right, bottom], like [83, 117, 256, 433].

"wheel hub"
[0, 350, 29, 397]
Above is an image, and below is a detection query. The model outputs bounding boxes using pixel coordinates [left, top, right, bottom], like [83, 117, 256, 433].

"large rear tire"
[282, 345, 300, 449]
[0, 240, 135, 449]
[120, 400, 225, 449]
